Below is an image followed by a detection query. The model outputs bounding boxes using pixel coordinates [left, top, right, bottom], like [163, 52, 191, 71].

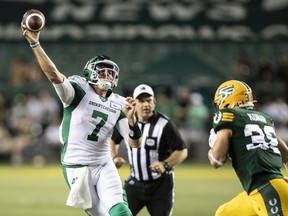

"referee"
[111, 84, 188, 216]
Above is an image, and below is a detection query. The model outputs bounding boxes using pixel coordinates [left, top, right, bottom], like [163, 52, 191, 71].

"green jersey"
[213, 108, 283, 193]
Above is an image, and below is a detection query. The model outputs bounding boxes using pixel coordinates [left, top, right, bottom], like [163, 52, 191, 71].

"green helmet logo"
[83, 55, 120, 90]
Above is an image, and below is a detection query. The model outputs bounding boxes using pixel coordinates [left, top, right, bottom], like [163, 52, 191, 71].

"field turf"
[0, 163, 286, 216]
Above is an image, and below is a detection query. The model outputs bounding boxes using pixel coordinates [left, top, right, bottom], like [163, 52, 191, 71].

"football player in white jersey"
[22, 23, 141, 216]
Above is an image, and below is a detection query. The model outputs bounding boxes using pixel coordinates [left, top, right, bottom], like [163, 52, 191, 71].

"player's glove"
[209, 128, 217, 148]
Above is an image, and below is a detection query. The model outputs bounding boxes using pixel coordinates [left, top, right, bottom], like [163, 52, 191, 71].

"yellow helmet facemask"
[214, 80, 255, 110]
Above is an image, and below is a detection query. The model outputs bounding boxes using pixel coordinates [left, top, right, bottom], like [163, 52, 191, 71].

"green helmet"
[83, 55, 119, 90]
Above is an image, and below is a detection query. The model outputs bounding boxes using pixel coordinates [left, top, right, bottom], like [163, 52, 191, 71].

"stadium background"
[0, 1, 288, 215]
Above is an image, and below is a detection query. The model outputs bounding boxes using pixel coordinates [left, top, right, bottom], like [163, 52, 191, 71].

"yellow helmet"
[214, 80, 255, 110]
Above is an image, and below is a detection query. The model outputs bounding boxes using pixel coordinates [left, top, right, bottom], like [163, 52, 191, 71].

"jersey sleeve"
[63, 76, 87, 109]
[162, 120, 187, 151]
[110, 93, 127, 123]
[53, 76, 75, 107]
[158, 120, 186, 161]
[213, 109, 235, 132]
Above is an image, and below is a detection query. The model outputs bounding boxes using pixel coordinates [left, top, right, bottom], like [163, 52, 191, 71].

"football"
[22, 9, 45, 32]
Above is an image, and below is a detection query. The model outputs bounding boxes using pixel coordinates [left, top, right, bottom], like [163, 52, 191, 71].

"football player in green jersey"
[208, 80, 288, 216]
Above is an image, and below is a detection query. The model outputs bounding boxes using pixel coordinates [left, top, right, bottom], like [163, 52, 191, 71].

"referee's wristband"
[128, 122, 141, 140]
[163, 161, 171, 171]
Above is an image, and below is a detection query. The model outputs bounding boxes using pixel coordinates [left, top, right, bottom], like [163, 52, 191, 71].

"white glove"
[209, 128, 217, 148]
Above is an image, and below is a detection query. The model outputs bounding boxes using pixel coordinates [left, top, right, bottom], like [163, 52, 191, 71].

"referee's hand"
[123, 97, 137, 124]
[149, 161, 165, 174]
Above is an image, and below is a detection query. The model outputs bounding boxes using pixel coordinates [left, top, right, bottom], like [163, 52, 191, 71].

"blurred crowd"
[1, 53, 288, 165]
[234, 54, 288, 143]
[0, 90, 61, 165]
[0, 56, 62, 165]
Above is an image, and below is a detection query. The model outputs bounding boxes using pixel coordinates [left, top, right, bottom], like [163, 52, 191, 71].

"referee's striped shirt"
[112, 112, 187, 182]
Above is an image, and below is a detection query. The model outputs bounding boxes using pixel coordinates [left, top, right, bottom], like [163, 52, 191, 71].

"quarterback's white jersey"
[57, 75, 127, 165]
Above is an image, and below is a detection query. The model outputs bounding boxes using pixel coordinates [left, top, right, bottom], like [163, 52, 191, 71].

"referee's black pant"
[124, 173, 174, 216]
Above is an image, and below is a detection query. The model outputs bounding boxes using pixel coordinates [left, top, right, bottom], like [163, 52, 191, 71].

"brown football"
[22, 9, 45, 32]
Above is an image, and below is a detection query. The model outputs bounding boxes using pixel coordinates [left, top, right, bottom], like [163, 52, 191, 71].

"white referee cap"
[133, 84, 154, 99]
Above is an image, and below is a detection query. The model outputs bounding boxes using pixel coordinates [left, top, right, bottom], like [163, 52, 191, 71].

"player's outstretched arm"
[21, 24, 64, 84]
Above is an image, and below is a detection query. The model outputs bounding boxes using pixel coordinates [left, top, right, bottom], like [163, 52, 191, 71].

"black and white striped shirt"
[112, 112, 187, 182]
